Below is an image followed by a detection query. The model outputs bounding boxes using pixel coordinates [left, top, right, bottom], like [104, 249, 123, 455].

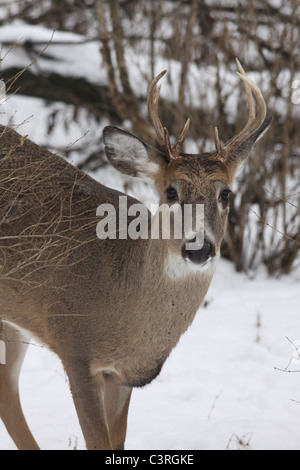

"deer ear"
[103, 126, 163, 182]
[226, 115, 272, 178]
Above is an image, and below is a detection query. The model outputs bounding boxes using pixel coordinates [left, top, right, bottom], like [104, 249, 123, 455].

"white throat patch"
[165, 252, 219, 280]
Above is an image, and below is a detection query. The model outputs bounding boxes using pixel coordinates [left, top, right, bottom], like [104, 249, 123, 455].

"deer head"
[103, 59, 271, 271]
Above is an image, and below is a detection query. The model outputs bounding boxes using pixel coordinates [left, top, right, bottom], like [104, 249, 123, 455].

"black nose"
[182, 238, 215, 264]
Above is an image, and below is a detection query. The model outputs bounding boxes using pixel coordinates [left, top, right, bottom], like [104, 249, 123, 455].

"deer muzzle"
[181, 237, 216, 265]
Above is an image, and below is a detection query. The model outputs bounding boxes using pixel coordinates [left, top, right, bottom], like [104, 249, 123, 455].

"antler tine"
[147, 70, 167, 146]
[216, 59, 267, 161]
[148, 70, 190, 161]
[163, 127, 174, 161]
[235, 58, 255, 123]
[214, 126, 226, 160]
[172, 118, 191, 158]
[225, 72, 266, 154]
[237, 72, 266, 126]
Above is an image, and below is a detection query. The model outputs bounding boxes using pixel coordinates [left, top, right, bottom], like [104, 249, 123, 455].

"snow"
[0, 258, 300, 450]
[0, 13, 300, 452]
[0, 20, 83, 44]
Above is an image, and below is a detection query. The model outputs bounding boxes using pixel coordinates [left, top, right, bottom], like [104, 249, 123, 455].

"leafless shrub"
[0, 125, 98, 298]
[0, 0, 299, 275]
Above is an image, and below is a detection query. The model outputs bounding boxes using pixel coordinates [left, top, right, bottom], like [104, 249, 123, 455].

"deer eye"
[220, 189, 231, 200]
[219, 189, 232, 207]
[166, 187, 178, 202]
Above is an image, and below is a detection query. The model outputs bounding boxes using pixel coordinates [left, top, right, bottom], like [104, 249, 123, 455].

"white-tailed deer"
[0, 60, 271, 450]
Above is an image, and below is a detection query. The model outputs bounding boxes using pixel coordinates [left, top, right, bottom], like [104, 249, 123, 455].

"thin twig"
[250, 209, 300, 246]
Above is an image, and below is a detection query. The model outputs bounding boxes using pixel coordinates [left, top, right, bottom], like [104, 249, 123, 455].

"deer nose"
[182, 238, 215, 265]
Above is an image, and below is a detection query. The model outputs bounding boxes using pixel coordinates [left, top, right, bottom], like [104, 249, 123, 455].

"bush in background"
[0, 0, 299, 276]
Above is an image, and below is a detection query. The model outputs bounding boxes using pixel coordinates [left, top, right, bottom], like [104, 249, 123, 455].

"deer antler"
[214, 58, 267, 162]
[147, 71, 190, 161]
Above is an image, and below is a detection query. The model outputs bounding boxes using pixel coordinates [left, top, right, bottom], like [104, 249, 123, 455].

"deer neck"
[105, 237, 218, 387]
[139, 236, 217, 313]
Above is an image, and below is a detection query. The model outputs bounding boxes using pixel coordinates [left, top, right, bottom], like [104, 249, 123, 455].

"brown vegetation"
[0, 0, 299, 275]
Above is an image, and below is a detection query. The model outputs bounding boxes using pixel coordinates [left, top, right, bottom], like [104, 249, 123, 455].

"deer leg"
[0, 321, 39, 450]
[103, 374, 132, 450]
[64, 359, 113, 450]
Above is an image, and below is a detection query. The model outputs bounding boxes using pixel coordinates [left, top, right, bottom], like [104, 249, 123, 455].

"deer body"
[0, 61, 271, 449]
[0, 125, 211, 380]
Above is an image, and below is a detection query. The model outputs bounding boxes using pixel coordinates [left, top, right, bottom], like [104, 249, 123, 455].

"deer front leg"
[64, 359, 113, 450]
[0, 321, 39, 450]
[103, 374, 132, 450]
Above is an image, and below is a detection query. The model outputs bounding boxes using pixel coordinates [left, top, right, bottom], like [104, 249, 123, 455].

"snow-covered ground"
[0, 15, 300, 452]
[1, 258, 300, 450]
